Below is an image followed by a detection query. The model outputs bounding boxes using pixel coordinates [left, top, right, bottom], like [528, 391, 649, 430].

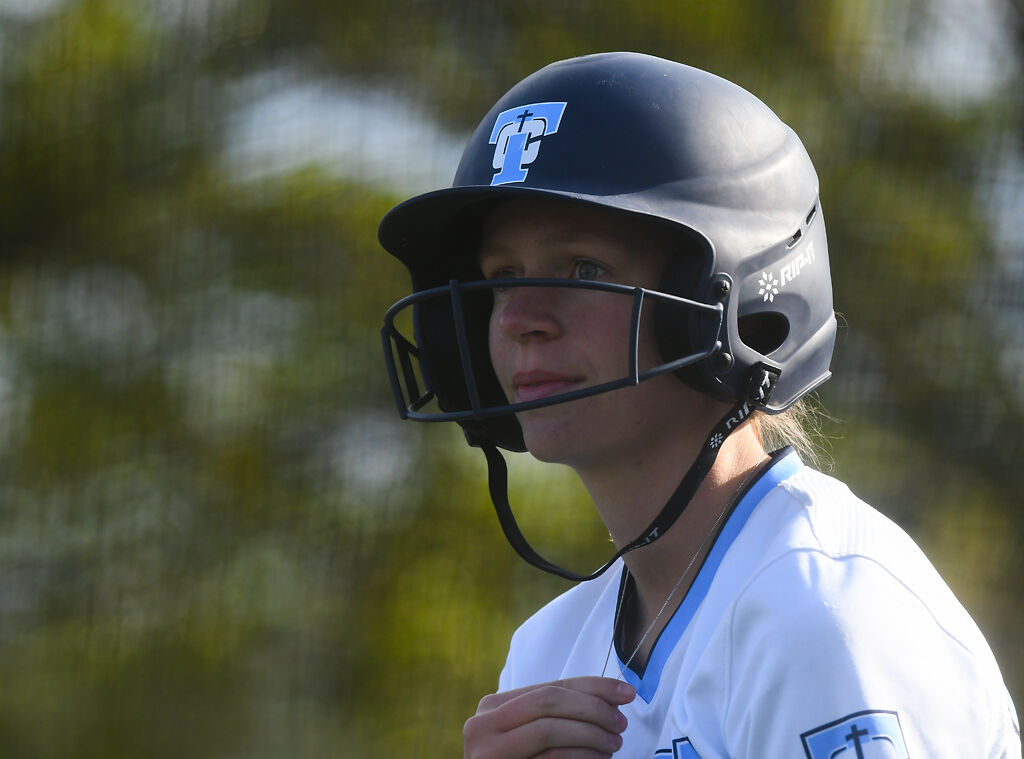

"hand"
[463, 676, 636, 759]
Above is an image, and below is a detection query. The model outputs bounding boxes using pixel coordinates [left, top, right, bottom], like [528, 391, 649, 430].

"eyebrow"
[477, 227, 602, 263]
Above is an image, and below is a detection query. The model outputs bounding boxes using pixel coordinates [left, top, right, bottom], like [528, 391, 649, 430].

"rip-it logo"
[758, 242, 816, 303]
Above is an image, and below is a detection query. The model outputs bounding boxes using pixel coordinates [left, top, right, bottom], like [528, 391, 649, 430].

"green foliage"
[0, 0, 1021, 756]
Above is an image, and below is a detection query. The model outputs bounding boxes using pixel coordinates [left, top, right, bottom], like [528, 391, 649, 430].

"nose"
[494, 285, 562, 343]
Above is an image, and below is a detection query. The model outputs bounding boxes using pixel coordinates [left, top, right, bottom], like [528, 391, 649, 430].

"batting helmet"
[378, 52, 836, 579]
[381, 52, 835, 449]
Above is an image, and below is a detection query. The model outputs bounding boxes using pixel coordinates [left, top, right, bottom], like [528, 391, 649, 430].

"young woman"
[378, 53, 1020, 759]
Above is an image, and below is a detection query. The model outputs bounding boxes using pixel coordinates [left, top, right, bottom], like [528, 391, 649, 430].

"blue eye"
[487, 269, 517, 294]
[572, 260, 605, 280]
[485, 265, 519, 280]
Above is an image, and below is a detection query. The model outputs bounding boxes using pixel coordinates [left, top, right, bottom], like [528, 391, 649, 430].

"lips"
[512, 370, 584, 403]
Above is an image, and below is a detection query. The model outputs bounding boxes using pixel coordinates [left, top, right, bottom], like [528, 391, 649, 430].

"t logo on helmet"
[489, 102, 567, 185]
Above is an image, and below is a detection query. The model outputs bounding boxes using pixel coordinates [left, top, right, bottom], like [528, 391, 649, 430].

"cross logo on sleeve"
[801, 710, 909, 758]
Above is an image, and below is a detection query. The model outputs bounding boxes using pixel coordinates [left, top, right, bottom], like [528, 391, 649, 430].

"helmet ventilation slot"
[786, 202, 819, 249]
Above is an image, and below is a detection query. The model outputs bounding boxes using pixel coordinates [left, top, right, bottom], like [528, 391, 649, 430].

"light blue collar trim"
[618, 449, 803, 703]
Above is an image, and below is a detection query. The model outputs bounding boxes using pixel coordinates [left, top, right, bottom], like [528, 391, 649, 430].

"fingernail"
[617, 682, 635, 699]
[615, 711, 628, 731]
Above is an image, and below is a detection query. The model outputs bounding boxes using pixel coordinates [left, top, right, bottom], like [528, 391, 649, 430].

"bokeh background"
[0, 0, 1022, 756]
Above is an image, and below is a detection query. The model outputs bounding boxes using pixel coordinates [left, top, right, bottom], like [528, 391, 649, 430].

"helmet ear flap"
[413, 287, 525, 451]
[653, 242, 721, 394]
[409, 223, 528, 452]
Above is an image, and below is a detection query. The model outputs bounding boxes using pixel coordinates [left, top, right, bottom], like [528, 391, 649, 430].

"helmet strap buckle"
[747, 364, 781, 406]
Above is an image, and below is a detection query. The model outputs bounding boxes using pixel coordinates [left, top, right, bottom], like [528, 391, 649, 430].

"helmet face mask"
[382, 273, 728, 451]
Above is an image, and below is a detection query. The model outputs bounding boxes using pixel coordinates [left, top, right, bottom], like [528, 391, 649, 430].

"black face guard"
[381, 277, 725, 432]
[378, 276, 781, 582]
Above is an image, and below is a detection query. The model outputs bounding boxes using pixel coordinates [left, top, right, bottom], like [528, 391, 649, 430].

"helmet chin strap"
[480, 398, 755, 582]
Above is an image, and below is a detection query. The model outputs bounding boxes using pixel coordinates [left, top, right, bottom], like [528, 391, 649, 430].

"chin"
[517, 410, 582, 464]
[520, 417, 619, 468]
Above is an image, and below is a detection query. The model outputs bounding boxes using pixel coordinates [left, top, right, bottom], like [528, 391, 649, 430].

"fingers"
[480, 676, 636, 712]
[499, 714, 624, 758]
[497, 680, 632, 733]
[464, 677, 636, 759]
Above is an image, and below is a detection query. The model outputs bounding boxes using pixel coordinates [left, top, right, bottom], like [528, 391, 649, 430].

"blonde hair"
[751, 396, 832, 471]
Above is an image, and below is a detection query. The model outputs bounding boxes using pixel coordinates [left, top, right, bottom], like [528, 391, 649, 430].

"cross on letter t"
[845, 724, 869, 759]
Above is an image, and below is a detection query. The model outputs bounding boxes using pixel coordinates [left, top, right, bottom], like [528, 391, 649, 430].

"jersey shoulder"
[712, 467, 1020, 758]
[730, 465, 998, 661]
[739, 466, 963, 608]
[498, 561, 621, 691]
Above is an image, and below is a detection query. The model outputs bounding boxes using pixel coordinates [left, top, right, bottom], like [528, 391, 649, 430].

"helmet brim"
[377, 183, 714, 274]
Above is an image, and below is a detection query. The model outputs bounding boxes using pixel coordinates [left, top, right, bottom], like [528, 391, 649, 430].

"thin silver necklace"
[600, 454, 769, 679]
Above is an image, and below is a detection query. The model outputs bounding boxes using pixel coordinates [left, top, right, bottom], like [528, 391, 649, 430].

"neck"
[580, 421, 768, 664]
[633, 425, 765, 600]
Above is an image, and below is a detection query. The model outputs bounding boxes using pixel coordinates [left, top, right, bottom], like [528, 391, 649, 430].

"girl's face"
[478, 198, 706, 471]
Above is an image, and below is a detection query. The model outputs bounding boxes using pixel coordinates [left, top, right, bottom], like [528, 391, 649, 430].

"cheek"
[583, 299, 646, 367]
[588, 313, 663, 375]
[488, 309, 507, 378]
[637, 319, 665, 368]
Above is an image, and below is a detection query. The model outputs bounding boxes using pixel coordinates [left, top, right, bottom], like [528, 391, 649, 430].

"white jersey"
[499, 450, 1021, 759]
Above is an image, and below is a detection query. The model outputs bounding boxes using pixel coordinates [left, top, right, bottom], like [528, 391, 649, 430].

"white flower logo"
[709, 432, 725, 449]
[758, 271, 780, 302]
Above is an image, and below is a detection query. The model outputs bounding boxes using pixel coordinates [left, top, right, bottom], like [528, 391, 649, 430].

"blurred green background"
[0, 0, 1021, 756]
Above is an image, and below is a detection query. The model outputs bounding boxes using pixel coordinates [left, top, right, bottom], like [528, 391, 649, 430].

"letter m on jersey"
[653, 737, 702, 759]
[489, 102, 567, 185]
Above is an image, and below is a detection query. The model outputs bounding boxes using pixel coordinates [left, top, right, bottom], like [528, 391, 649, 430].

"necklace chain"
[601, 454, 769, 680]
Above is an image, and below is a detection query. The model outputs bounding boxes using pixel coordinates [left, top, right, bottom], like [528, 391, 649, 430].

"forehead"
[478, 197, 675, 259]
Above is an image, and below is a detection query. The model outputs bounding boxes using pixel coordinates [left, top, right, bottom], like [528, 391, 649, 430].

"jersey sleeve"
[719, 548, 1020, 759]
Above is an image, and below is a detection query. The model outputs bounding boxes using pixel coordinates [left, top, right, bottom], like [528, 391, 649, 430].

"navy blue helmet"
[380, 52, 835, 454]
